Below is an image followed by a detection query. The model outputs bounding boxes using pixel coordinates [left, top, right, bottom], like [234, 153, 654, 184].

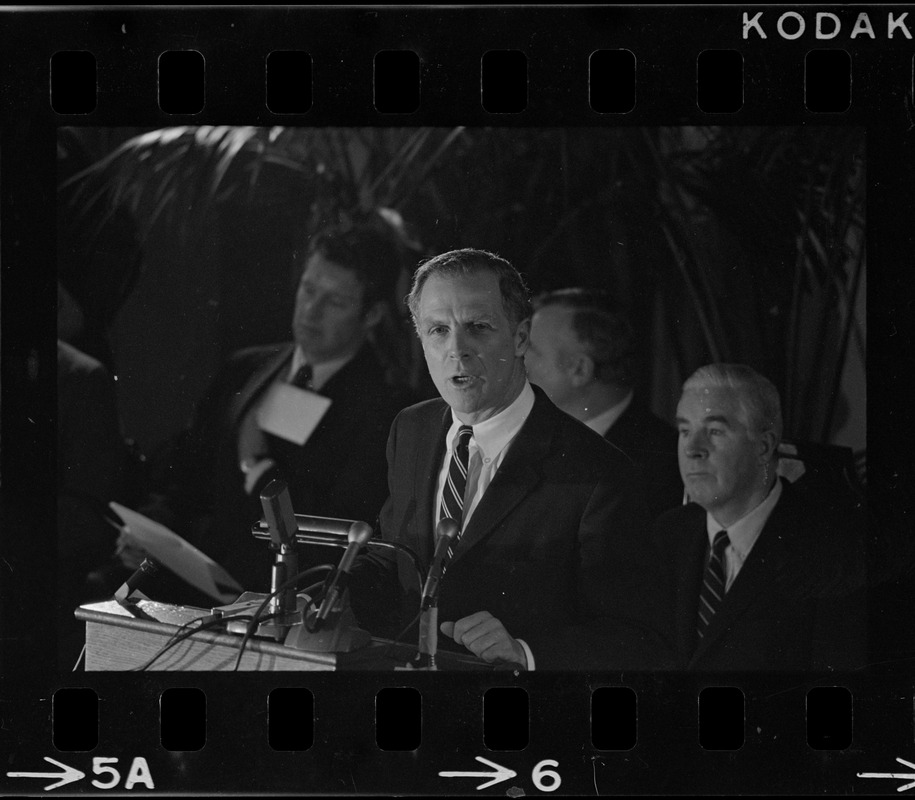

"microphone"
[421, 518, 460, 609]
[114, 557, 160, 603]
[312, 521, 373, 629]
[260, 479, 298, 548]
[260, 479, 300, 627]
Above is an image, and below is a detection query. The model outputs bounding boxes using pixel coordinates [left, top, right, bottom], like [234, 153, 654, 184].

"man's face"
[525, 305, 582, 410]
[676, 384, 763, 523]
[292, 252, 374, 364]
[416, 271, 529, 424]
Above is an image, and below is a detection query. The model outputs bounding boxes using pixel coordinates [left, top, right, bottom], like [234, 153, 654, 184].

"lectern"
[75, 599, 492, 671]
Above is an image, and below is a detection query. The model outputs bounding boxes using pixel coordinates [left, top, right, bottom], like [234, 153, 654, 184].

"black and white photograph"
[2, 5, 914, 797]
[55, 124, 872, 673]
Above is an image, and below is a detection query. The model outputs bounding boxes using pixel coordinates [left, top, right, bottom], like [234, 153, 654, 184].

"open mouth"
[449, 374, 477, 387]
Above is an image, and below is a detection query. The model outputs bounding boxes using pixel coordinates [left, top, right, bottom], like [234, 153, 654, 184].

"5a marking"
[7, 756, 154, 791]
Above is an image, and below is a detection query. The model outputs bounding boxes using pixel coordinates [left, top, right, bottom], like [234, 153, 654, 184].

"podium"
[75, 599, 493, 671]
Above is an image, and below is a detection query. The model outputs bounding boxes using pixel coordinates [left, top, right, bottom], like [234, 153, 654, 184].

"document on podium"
[109, 502, 244, 603]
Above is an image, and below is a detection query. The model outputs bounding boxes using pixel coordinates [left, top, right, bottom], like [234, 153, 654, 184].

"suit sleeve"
[522, 466, 673, 670]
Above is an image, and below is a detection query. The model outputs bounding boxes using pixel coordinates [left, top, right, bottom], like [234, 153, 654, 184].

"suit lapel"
[412, 404, 450, 565]
[229, 344, 293, 424]
[318, 345, 381, 404]
[690, 487, 793, 665]
[449, 394, 549, 567]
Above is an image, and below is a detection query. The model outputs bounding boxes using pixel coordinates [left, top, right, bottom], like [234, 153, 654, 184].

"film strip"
[2, 4, 914, 796]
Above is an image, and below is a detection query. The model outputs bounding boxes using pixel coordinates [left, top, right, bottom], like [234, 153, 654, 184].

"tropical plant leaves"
[59, 124, 866, 453]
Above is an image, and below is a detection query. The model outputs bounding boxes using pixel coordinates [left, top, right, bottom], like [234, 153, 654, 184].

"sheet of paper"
[109, 502, 244, 603]
[256, 383, 332, 446]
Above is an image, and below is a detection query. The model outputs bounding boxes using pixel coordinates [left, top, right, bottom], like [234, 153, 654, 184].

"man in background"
[136, 223, 413, 593]
[525, 288, 682, 521]
[653, 363, 866, 670]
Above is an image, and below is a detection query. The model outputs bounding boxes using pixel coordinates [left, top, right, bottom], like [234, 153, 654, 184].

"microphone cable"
[364, 539, 425, 597]
[133, 611, 267, 672]
[382, 608, 424, 664]
[293, 538, 425, 635]
[232, 565, 335, 672]
[231, 538, 429, 669]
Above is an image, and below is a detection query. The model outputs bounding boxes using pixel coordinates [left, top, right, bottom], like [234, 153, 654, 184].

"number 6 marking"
[532, 759, 561, 792]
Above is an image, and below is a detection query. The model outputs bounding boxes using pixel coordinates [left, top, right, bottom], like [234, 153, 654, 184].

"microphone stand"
[412, 518, 458, 670]
[416, 602, 438, 670]
[216, 480, 310, 641]
[261, 534, 301, 641]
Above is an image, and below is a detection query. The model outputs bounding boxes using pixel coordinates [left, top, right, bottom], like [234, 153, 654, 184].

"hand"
[440, 611, 527, 668]
[115, 531, 147, 570]
[240, 457, 277, 495]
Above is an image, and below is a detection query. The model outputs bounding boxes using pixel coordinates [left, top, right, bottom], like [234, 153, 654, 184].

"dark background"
[58, 125, 867, 475]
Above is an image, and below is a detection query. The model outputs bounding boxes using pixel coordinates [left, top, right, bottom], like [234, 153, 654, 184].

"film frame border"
[1, 4, 913, 796]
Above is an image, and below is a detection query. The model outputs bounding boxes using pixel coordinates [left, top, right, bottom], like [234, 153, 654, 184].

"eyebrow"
[420, 310, 496, 324]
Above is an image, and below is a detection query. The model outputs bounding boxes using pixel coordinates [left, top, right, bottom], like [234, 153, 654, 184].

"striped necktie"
[291, 363, 313, 390]
[440, 425, 473, 557]
[697, 530, 730, 639]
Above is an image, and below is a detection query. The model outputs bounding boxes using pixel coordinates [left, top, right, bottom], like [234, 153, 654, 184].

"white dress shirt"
[434, 381, 536, 530]
[583, 389, 634, 437]
[433, 381, 537, 668]
[706, 477, 783, 592]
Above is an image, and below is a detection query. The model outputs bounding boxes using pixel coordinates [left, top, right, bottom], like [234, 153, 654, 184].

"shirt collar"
[706, 477, 783, 558]
[289, 346, 356, 392]
[583, 389, 634, 436]
[446, 381, 536, 460]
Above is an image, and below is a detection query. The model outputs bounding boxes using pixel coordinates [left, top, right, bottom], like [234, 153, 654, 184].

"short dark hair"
[407, 248, 532, 329]
[533, 288, 637, 387]
[306, 224, 403, 311]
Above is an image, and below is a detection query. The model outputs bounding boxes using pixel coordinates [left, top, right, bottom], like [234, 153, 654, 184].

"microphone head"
[259, 478, 288, 502]
[435, 518, 460, 542]
[347, 521, 374, 545]
[138, 558, 160, 577]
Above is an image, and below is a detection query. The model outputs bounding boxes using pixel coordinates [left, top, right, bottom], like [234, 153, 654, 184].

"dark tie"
[697, 530, 730, 639]
[440, 425, 473, 557]
[290, 363, 313, 390]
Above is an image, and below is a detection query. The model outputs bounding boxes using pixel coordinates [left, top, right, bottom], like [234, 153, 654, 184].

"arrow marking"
[439, 755, 517, 790]
[858, 757, 915, 793]
[7, 756, 86, 791]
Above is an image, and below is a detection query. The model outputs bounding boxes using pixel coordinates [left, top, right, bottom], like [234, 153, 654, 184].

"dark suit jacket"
[651, 478, 867, 671]
[142, 342, 410, 592]
[604, 399, 683, 522]
[351, 385, 663, 670]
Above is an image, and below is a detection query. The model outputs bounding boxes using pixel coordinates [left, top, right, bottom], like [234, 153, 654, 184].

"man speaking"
[351, 249, 658, 670]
